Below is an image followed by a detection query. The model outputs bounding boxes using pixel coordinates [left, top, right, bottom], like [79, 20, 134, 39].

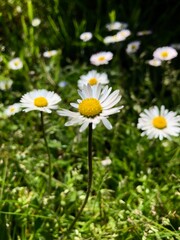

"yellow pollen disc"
[113, 35, 118, 40]
[98, 56, 105, 61]
[34, 96, 48, 107]
[152, 116, 167, 129]
[161, 51, 168, 58]
[78, 98, 102, 117]
[10, 107, 15, 112]
[14, 61, 20, 66]
[88, 78, 98, 86]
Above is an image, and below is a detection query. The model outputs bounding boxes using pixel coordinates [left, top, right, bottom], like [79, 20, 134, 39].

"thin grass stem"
[40, 112, 51, 194]
[60, 123, 93, 239]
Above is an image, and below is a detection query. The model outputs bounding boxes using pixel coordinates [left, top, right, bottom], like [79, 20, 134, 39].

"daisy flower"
[106, 21, 128, 31]
[104, 30, 131, 44]
[137, 30, 152, 36]
[58, 84, 123, 132]
[78, 70, 109, 89]
[148, 58, 162, 67]
[32, 18, 41, 27]
[4, 103, 21, 117]
[137, 105, 180, 140]
[8, 58, 23, 70]
[20, 89, 61, 113]
[117, 29, 131, 39]
[101, 157, 112, 166]
[80, 32, 93, 42]
[104, 32, 126, 44]
[90, 51, 113, 66]
[0, 79, 13, 90]
[43, 50, 58, 58]
[126, 41, 141, 54]
[153, 46, 178, 61]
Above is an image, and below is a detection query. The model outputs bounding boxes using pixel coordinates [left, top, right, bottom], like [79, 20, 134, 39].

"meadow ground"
[0, 0, 180, 239]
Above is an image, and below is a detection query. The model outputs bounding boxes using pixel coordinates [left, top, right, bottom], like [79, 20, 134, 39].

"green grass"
[0, 0, 180, 239]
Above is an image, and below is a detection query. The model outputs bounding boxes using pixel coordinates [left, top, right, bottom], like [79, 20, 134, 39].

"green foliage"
[0, 0, 180, 239]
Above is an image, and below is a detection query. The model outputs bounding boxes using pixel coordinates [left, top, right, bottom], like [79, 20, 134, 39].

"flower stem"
[61, 123, 93, 239]
[40, 112, 51, 194]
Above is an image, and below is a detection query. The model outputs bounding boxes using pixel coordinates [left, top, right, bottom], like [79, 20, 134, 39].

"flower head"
[32, 18, 41, 27]
[104, 30, 130, 44]
[126, 41, 141, 54]
[0, 79, 13, 90]
[20, 89, 61, 113]
[80, 32, 92, 42]
[137, 105, 180, 140]
[58, 84, 123, 132]
[43, 50, 58, 58]
[106, 21, 128, 31]
[8, 58, 23, 70]
[101, 157, 112, 166]
[117, 29, 131, 39]
[90, 51, 113, 66]
[4, 103, 21, 116]
[148, 58, 162, 67]
[78, 70, 109, 89]
[137, 30, 152, 36]
[153, 46, 178, 61]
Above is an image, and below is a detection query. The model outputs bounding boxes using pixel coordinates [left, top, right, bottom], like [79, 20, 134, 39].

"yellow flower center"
[161, 51, 168, 58]
[34, 96, 48, 107]
[10, 107, 15, 112]
[78, 98, 102, 117]
[88, 78, 98, 86]
[131, 45, 136, 49]
[14, 60, 20, 66]
[113, 35, 118, 40]
[152, 116, 167, 129]
[98, 56, 105, 61]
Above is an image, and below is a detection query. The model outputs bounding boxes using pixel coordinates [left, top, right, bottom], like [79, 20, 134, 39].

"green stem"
[61, 123, 93, 239]
[40, 112, 51, 194]
[0, 155, 8, 200]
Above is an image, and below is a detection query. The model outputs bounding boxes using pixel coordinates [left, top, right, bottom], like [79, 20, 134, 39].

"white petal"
[102, 118, 112, 130]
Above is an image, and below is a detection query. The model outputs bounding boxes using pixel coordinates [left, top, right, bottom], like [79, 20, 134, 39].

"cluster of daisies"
[6, 20, 179, 71]
[79, 20, 179, 67]
[2, 19, 180, 140]
[4, 67, 180, 140]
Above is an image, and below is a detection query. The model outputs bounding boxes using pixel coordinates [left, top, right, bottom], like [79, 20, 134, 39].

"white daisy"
[78, 70, 109, 89]
[57, 84, 123, 132]
[0, 79, 13, 90]
[103, 30, 131, 45]
[126, 41, 141, 54]
[106, 21, 128, 31]
[43, 50, 58, 58]
[148, 58, 162, 67]
[32, 18, 41, 27]
[4, 103, 21, 117]
[101, 157, 112, 166]
[137, 105, 180, 140]
[80, 32, 92, 42]
[117, 29, 131, 39]
[137, 30, 152, 36]
[90, 51, 113, 66]
[20, 89, 61, 113]
[153, 46, 178, 61]
[104, 32, 126, 44]
[8, 58, 23, 70]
